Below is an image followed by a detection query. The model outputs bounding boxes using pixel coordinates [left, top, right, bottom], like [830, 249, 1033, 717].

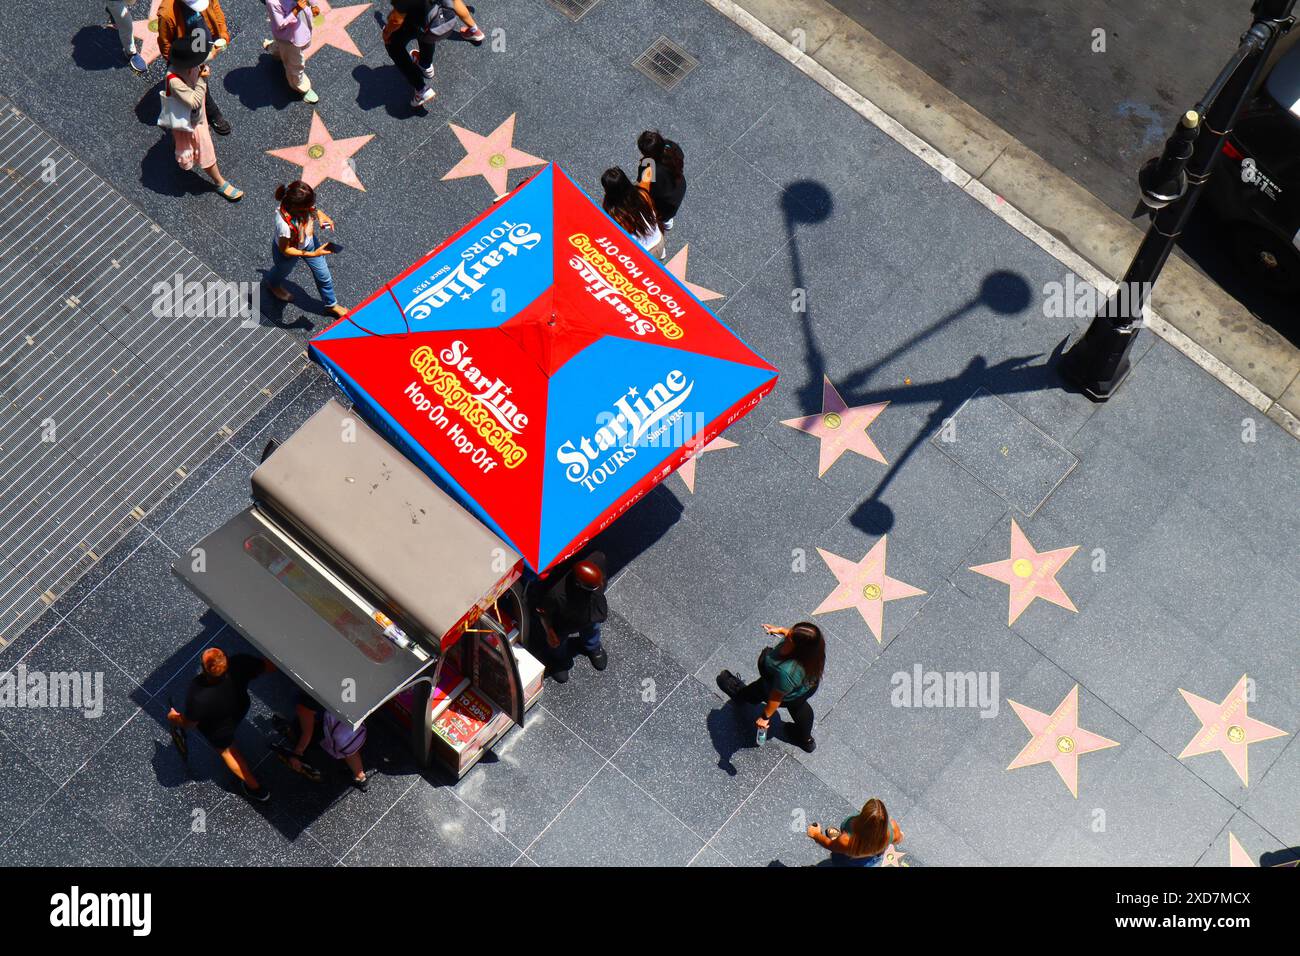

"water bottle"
[756, 720, 768, 746]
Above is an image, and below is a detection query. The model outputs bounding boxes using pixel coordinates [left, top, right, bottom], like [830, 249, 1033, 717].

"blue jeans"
[551, 622, 602, 661]
[266, 235, 337, 307]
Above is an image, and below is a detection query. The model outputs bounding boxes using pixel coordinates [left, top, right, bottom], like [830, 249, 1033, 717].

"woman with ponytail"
[265, 180, 348, 319]
[637, 130, 686, 230]
[716, 621, 826, 752]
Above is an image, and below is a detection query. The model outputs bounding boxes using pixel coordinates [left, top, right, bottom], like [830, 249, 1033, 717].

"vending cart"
[173, 399, 544, 777]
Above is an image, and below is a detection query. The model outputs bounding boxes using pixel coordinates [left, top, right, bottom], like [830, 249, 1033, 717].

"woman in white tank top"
[600, 167, 667, 260]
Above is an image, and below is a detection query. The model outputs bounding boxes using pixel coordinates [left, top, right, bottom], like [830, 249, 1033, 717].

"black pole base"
[1059, 316, 1141, 402]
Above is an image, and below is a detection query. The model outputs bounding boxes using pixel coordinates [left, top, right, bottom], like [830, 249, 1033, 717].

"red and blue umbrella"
[310, 165, 777, 573]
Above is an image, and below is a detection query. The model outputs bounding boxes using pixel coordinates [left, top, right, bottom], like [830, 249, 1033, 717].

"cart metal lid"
[251, 399, 520, 641]
[173, 507, 433, 727]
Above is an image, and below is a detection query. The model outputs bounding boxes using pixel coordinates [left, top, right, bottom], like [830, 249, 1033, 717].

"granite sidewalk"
[0, 0, 1295, 867]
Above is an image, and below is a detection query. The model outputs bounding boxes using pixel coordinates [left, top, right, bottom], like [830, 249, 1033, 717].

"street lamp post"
[1060, 0, 1298, 401]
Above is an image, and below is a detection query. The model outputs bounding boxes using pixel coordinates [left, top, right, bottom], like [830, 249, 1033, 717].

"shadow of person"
[587, 484, 684, 580]
[352, 62, 424, 120]
[1261, 847, 1300, 867]
[223, 56, 299, 112]
[139, 130, 213, 197]
[71, 25, 125, 72]
[256, 282, 319, 332]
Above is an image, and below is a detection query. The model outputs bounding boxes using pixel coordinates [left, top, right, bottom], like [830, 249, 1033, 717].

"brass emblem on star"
[1012, 558, 1034, 578]
[1227, 725, 1246, 744]
[489, 153, 507, 168]
[1056, 735, 1075, 754]
[862, 583, 881, 601]
[307, 144, 325, 159]
[822, 412, 842, 429]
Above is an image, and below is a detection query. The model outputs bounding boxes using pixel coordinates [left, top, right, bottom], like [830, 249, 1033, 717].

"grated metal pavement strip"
[0, 93, 306, 646]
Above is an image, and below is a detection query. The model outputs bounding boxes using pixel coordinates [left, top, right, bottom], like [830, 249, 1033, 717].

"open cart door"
[173, 507, 436, 727]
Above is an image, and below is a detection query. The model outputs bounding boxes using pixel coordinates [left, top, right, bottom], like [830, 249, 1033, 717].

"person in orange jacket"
[158, 0, 233, 135]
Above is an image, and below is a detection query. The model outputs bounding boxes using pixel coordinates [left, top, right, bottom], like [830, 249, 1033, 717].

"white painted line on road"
[702, 0, 1281, 422]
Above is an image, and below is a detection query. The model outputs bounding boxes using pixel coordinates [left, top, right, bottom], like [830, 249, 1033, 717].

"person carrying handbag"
[716, 622, 825, 752]
[159, 35, 243, 201]
[265, 180, 348, 319]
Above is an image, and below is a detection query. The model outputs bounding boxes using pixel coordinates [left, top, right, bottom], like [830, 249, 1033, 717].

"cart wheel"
[484, 579, 529, 646]
[1230, 222, 1300, 295]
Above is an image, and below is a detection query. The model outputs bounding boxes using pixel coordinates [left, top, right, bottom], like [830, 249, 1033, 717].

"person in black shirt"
[637, 131, 687, 230]
[168, 648, 274, 802]
[535, 551, 609, 684]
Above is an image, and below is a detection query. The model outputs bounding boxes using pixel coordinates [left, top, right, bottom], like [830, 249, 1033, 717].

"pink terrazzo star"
[129, 0, 165, 66]
[1228, 833, 1256, 868]
[1178, 675, 1288, 786]
[267, 111, 374, 191]
[665, 244, 723, 302]
[675, 435, 737, 494]
[442, 114, 545, 198]
[879, 844, 906, 867]
[969, 519, 1079, 625]
[813, 537, 924, 644]
[781, 376, 888, 476]
[1006, 684, 1118, 797]
[304, 0, 370, 60]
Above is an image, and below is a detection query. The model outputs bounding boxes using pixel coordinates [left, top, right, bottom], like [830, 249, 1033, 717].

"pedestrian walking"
[265, 180, 348, 318]
[159, 45, 244, 200]
[158, 0, 233, 135]
[600, 167, 666, 260]
[168, 649, 274, 802]
[637, 130, 686, 230]
[273, 693, 370, 790]
[104, 2, 148, 73]
[715, 622, 824, 752]
[807, 798, 904, 867]
[381, 0, 485, 110]
[263, 0, 320, 104]
[533, 551, 609, 684]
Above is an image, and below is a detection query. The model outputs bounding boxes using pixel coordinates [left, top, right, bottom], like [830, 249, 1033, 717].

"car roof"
[1266, 44, 1300, 120]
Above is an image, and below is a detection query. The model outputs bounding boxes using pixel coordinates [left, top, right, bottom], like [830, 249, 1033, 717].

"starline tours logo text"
[557, 370, 696, 491]
[402, 219, 542, 320]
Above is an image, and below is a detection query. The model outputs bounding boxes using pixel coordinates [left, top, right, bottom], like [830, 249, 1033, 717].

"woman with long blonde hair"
[808, 798, 904, 866]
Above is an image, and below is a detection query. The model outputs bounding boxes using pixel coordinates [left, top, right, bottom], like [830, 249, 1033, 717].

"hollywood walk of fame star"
[781, 376, 888, 476]
[1177, 674, 1288, 786]
[304, 0, 371, 60]
[1228, 833, 1256, 867]
[675, 435, 737, 493]
[969, 519, 1079, 625]
[665, 244, 723, 302]
[443, 114, 545, 198]
[813, 537, 925, 644]
[267, 112, 374, 191]
[129, 0, 165, 67]
[880, 844, 906, 867]
[1006, 685, 1119, 797]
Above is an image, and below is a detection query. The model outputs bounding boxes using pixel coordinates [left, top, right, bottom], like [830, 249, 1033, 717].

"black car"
[1204, 40, 1300, 293]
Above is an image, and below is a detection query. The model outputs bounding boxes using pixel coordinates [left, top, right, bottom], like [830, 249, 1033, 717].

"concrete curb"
[704, 0, 1300, 439]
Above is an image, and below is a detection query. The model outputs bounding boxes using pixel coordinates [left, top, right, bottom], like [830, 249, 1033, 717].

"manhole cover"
[547, 0, 601, 20]
[633, 36, 698, 91]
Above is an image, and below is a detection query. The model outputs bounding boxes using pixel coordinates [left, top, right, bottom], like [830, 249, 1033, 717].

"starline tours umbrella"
[309, 164, 778, 574]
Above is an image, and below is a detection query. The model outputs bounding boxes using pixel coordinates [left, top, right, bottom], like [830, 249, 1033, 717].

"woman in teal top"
[716, 622, 825, 752]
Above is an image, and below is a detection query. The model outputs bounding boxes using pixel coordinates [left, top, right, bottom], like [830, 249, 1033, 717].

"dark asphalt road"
[831, 0, 1296, 340]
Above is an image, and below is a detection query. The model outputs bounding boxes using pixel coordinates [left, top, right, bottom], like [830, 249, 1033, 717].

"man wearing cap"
[158, 0, 233, 135]
[168, 648, 275, 801]
[535, 551, 610, 684]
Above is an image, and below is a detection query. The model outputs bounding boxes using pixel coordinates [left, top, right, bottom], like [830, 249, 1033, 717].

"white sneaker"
[410, 49, 434, 80]
[410, 86, 436, 108]
[663, 217, 675, 231]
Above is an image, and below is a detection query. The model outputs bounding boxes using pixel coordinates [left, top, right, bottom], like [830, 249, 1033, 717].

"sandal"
[216, 181, 243, 202]
[325, 304, 349, 318]
[350, 772, 369, 792]
[267, 284, 293, 303]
